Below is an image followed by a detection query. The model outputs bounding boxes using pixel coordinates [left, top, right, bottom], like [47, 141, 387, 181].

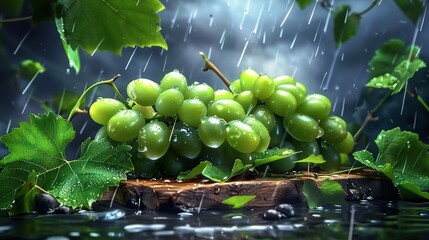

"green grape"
[296, 82, 307, 95]
[214, 89, 234, 100]
[276, 84, 307, 105]
[198, 116, 227, 148]
[178, 98, 207, 127]
[265, 90, 297, 117]
[160, 151, 196, 178]
[199, 144, 228, 166]
[230, 79, 242, 94]
[160, 69, 188, 94]
[107, 109, 145, 142]
[127, 78, 161, 106]
[94, 125, 108, 141]
[170, 122, 202, 159]
[240, 68, 259, 91]
[184, 83, 215, 106]
[234, 90, 257, 113]
[273, 75, 296, 86]
[252, 75, 275, 100]
[131, 102, 156, 119]
[269, 141, 297, 173]
[138, 120, 170, 160]
[319, 115, 347, 143]
[207, 99, 245, 122]
[251, 105, 276, 132]
[334, 132, 355, 153]
[284, 113, 319, 142]
[297, 94, 331, 120]
[244, 115, 270, 153]
[319, 143, 341, 171]
[226, 120, 260, 153]
[155, 88, 184, 116]
[340, 153, 350, 165]
[293, 139, 320, 170]
[269, 115, 286, 148]
[89, 98, 126, 125]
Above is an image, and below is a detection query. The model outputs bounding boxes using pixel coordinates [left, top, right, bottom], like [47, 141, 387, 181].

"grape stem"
[269, 166, 366, 179]
[353, 91, 390, 141]
[0, 16, 32, 23]
[67, 74, 130, 122]
[407, 87, 429, 113]
[199, 52, 231, 88]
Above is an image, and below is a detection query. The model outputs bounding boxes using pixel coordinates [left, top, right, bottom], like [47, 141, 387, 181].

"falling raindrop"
[253, 3, 264, 34]
[13, 29, 31, 55]
[162, 54, 168, 72]
[79, 120, 88, 135]
[5, 118, 12, 134]
[125, 47, 138, 70]
[209, 14, 214, 27]
[290, 33, 298, 49]
[308, 1, 318, 25]
[91, 38, 105, 56]
[280, 1, 295, 27]
[21, 89, 34, 115]
[237, 40, 249, 67]
[142, 51, 153, 73]
[170, 5, 180, 28]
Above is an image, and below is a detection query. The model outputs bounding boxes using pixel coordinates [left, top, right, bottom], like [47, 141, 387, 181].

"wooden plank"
[99, 169, 397, 210]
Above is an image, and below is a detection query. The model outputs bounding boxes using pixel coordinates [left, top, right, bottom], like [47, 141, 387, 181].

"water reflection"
[1, 201, 429, 239]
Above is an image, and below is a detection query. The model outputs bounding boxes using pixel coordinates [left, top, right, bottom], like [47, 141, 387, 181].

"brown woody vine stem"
[200, 52, 231, 88]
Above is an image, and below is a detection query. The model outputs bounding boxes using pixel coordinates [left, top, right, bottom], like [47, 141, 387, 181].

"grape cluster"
[89, 68, 355, 178]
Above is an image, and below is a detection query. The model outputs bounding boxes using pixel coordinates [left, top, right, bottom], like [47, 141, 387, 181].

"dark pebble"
[263, 209, 284, 220]
[35, 193, 60, 214]
[54, 205, 72, 214]
[275, 204, 295, 217]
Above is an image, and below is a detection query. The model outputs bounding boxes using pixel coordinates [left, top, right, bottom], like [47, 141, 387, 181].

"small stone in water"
[263, 209, 284, 220]
[54, 205, 72, 214]
[275, 204, 295, 217]
[35, 193, 60, 214]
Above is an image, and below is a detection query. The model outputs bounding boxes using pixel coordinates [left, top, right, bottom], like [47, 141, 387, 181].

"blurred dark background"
[1, 0, 428, 158]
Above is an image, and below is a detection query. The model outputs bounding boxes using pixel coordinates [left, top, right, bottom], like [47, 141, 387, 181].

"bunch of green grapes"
[88, 68, 355, 178]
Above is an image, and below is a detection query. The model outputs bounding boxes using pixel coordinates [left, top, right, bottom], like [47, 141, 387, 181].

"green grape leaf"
[366, 59, 426, 94]
[296, 0, 314, 9]
[60, 38, 81, 74]
[29, 0, 55, 25]
[8, 171, 40, 216]
[0, 0, 24, 17]
[55, 0, 168, 56]
[0, 113, 133, 211]
[222, 195, 256, 209]
[353, 128, 429, 200]
[333, 5, 360, 47]
[394, 0, 425, 24]
[177, 161, 211, 180]
[253, 148, 297, 167]
[18, 59, 46, 80]
[293, 154, 325, 164]
[302, 179, 347, 208]
[178, 159, 252, 182]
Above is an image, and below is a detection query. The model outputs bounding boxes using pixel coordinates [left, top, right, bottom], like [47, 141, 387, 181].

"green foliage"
[178, 159, 252, 182]
[366, 59, 426, 94]
[333, 5, 360, 47]
[302, 179, 347, 208]
[368, 39, 421, 78]
[222, 195, 256, 209]
[18, 59, 46, 80]
[296, 0, 314, 9]
[54, 0, 167, 72]
[0, 113, 133, 213]
[178, 148, 296, 181]
[52, 91, 86, 115]
[394, 0, 425, 24]
[253, 148, 297, 167]
[9, 171, 39, 216]
[293, 154, 325, 164]
[353, 128, 429, 200]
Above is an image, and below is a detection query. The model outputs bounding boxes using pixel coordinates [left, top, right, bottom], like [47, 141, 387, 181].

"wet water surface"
[1, 200, 429, 239]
